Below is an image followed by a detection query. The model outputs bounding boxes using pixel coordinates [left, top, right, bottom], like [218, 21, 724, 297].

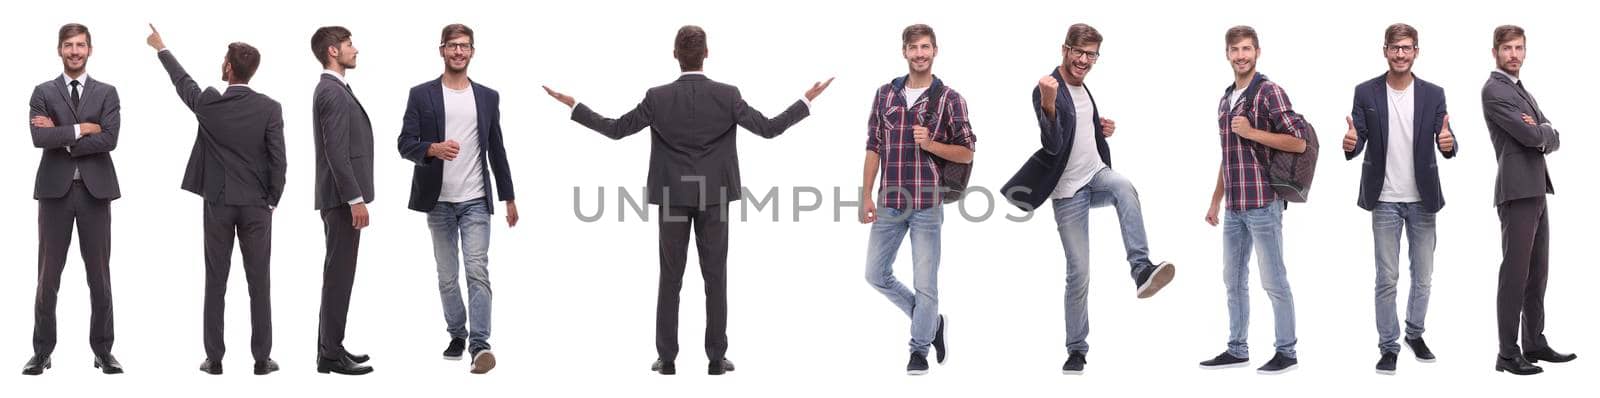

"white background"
[1, 0, 1592, 396]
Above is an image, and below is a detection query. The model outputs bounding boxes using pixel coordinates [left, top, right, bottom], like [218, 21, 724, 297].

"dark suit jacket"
[312, 73, 375, 210]
[397, 78, 514, 213]
[1481, 71, 1558, 206]
[1002, 68, 1109, 211]
[570, 73, 809, 208]
[1345, 74, 1457, 213]
[159, 50, 286, 208]
[30, 75, 121, 200]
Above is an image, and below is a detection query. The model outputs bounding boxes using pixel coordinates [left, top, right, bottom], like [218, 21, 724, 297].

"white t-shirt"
[440, 84, 486, 203]
[904, 86, 929, 107]
[1379, 80, 1420, 203]
[1051, 84, 1107, 199]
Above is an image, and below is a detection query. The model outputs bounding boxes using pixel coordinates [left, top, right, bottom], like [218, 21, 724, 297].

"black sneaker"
[1135, 262, 1176, 299]
[906, 352, 930, 376]
[1376, 352, 1398, 375]
[1256, 353, 1298, 375]
[931, 315, 948, 364]
[1061, 352, 1087, 375]
[443, 337, 466, 360]
[1199, 352, 1249, 369]
[1404, 337, 1436, 362]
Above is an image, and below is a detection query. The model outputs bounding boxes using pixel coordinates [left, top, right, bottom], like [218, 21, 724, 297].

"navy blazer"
[397, 78, 515, 213]
[1345, 74, 1457, 213]
[1002, 68, 1110, 211]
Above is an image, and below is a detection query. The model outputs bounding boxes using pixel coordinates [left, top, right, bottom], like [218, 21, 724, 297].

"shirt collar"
[323, 69, 347, 85]
[62, 73, 88, 87]
[680, 71, 706, 77]
[1495, 69, 1519, 84]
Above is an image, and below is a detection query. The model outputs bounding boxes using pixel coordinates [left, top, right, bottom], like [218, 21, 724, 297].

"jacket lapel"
[1373, 78, 1390, 149]
[429, 78, 446, 138]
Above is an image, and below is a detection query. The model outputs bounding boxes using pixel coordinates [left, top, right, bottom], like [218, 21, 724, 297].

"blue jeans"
[1372, 202, 1436, 354]
[1222, 200, 1296, 358]
[1052, 168, 1157, 354]
[864, 206, 942, 355]
[428, 199, 493, 352]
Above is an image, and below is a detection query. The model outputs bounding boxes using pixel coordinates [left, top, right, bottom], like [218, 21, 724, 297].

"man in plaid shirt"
[859, 23, 975, 376]
[1199, 26, 1307, 375]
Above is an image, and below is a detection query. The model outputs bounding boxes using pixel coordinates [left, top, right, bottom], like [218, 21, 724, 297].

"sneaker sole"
[1061, 369, 1084, 375]
[935, 315, 949, 365]
[1257, 364, 1298, 375]
[1199, 361, 1250, 370]
[444, 355, 463, 361]
[1136, 262, 1176, 299]
[907, 370, 928, 376]
[471, 352, 496, 374]
[1376, 368, 1396, 375]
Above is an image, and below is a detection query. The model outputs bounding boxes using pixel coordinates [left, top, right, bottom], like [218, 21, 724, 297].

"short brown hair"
[226, 42, 261, 83]
[1064, 23, 1103, 48]
[1493, 25, 1525, 48]
[441, 24, 474, 45]
[58, 23, 91, 47]
[1225, 25, 1258, 48]
[902, 24, 937, 49]
[1385, 23, 1418, 46]
[674, 25, 707, 71]
[310, 26, 352, 67]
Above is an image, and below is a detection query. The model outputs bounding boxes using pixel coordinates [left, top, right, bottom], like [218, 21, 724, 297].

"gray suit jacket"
[311, 73, 375, 210]
[30, 75, 121, 200]
[159, 50, 287, 208]
[570, 74, 809, 208]
[1481, 71, 1558, 206]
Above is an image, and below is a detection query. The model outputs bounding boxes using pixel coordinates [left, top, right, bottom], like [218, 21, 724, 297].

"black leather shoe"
[1524, 348, 1577, 363]
[94, 355, 124, 374]
[651, 359, 675, 375]
[709, 358, 735, 375]
[254, 359, 280, 375]
[22, 355, 50, 375]
[317, 355, 373, 375]
[345, 352, 370, 364]
[1495, 355, 1543, 375]
[199, 359, 222, 375]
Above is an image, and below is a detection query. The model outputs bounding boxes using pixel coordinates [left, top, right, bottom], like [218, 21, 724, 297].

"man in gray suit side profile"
[309, 25, 376, 376]
[1481, 24, 1577, 376]
[146, 25, 286, 376]
[24, 22, 123, 376]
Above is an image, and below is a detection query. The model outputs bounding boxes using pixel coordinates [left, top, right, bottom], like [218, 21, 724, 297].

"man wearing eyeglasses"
[397, 24, 516, 374]
[1481, 25, 1576, 376]
[1001, 23, 1175, 376]
[1341, 23, 1456, 376]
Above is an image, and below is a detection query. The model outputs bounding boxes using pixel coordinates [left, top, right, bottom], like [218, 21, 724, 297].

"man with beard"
[24, 22, 124, 376]
[1480, 24, 1576, 376]
[310, 25, 375, 376]
[1001, 23, 1175, 376]
[397, 23, 517, 374]
[1199, 25, 1306, 375]
[861, 23, 975, 376]
[1341, 23, 1456, 375]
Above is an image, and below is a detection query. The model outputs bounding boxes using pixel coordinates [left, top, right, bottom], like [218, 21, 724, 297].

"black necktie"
[1514, 80, 1544, 122]
[70, 80, 81, 110]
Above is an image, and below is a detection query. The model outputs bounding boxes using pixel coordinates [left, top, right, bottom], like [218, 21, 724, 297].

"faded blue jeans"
[865, 206, 942, 355]
[1372, 202, 1436, 354]
[1053, 168, 1157, 354]
[1222, 200, 1296, 358]
[428, 199, 493, 353]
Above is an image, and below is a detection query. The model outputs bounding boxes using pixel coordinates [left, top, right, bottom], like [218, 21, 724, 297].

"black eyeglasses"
[440, 42, 475, 52]
[1385, 45, 1417, 55]
[1066, 46, 1100, 61]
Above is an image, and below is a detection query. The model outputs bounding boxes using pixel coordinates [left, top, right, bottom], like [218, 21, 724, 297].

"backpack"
[1234, 76, 1319, 203]
[897, 76, 972, 204]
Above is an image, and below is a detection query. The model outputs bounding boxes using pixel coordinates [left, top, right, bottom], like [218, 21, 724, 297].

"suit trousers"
[203, 201, 274, 362]
[1496, 196, 1553, 358]
[34, 180, 114, 357]
[318, 205, 361, 360]
[655, 204, 729, 362]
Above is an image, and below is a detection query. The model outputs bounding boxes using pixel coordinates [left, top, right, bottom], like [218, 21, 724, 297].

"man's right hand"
[350, 202, 370, 230]
[1343, 116, 1359, 152]
[1205, 202, 1221, 227]
[805, 77, 835, 102]
[79, 123, 103, 135]
[1038, 76, 1058, 116]
[859, 195, 878, 224]
[146, 24, 165, 51]
[428, 140, 461, 161]
[541, 85, 576, 108]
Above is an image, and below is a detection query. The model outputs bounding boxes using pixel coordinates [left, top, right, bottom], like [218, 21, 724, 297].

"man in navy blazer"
[1000, 24, 1176, 375]
[1341, 24, 1457, 376]
[397, 24, 516, 375]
